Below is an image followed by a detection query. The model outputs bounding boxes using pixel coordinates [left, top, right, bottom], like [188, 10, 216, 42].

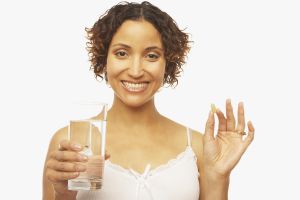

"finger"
[47, 160, 86, 172]
[236, 102, 246, 132]
[46, 168, 80, 182]
[59, 140, 83, 152]
[216, 109, 226, 132]
[204, 111, 215, 140]
[244, 121, 255, 145]
[50, 150, 88, 162]
[226, 99, 236, 131]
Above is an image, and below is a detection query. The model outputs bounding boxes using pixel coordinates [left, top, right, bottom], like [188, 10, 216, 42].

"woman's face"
[106, 20, 166, 107]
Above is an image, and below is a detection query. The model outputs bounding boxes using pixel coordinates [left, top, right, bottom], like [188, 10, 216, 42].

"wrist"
[200, 169, 230, 200]
[202, 166, 231, 182]
[205, 172, 230, 183]
[55, 190, 77, 200]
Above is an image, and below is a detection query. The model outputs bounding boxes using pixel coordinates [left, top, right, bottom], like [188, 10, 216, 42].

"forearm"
[200, 174, 230, 200]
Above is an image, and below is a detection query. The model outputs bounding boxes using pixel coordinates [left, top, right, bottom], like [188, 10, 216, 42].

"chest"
[106, 132, 187, 174]
[77, 150, 200, 200]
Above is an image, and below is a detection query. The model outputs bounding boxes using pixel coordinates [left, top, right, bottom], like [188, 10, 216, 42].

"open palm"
[203, 99, 255, 178]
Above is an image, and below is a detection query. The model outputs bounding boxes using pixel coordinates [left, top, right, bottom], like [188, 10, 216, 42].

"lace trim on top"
[105, 146, 197, 178]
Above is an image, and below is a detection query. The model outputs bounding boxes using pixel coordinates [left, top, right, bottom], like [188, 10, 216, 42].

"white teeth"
[122, 81, 148, 92]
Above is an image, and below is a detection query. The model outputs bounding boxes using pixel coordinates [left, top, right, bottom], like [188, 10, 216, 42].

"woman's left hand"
[202, 99, 255, 180]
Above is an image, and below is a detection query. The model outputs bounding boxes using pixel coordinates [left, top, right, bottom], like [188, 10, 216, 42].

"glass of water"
[67, 102, 108, 191]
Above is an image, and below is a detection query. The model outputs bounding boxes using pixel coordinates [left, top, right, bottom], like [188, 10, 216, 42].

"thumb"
[204, 111, 215, 140]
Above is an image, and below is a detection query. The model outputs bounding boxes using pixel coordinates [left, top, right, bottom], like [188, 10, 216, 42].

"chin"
[112, 89, 154, 108]
[120, 95, 153, 108]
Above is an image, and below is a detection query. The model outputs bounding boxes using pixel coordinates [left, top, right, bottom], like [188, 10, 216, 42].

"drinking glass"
[67, 103, 108, 191]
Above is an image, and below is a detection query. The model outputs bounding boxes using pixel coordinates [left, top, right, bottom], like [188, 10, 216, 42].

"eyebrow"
[111, 43, 164, 52]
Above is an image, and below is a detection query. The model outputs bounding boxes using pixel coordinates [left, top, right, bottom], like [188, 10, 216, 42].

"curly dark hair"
[86, 1, 191, 87]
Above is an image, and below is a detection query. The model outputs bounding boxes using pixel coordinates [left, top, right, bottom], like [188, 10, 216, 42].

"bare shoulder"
[160, 115, 203, 154]
[189, 129, 204, 158]
[44, 126, 69, 167]
[47, 126, 69, 153]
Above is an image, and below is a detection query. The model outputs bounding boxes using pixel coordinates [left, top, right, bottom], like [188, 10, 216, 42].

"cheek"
[106, 57, 123, 81]
[155, 68, 165, 81]
[148, 61, 166, 81]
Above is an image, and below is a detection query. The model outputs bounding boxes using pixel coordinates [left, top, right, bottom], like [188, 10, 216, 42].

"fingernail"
[211, 103, 217, 113]
[80, 155, 88, 161]
[226, 99, 231, 104]
[72, 143, 82, 150]
[73, 172, 79, 177]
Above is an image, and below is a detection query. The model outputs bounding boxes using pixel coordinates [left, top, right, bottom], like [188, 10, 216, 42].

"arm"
[198, 169, 229, 200]
[42, 128, 85, 200]
[196, 100, 255, 200]
[193, 133, 229, 200]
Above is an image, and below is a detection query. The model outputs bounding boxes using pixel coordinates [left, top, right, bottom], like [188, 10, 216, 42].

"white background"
[0, 0, 299, 199]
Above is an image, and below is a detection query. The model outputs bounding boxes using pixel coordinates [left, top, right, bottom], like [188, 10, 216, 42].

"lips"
[121, 80, 149, 92]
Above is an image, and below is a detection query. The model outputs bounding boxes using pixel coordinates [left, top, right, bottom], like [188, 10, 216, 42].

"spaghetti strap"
[186, 127, 191, 147]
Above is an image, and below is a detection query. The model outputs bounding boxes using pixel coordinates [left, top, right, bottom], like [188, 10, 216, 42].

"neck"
[108, 96, 161, 127]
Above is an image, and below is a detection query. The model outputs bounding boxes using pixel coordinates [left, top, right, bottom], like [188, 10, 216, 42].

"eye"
[115, 50, 128, 58]
[146, 53, 159, 61]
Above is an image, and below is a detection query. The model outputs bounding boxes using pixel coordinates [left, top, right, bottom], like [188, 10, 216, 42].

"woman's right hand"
[45, 140, 88, 198]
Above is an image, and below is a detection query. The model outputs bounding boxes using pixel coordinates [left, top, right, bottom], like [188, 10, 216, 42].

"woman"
[43, 1, 255, 200]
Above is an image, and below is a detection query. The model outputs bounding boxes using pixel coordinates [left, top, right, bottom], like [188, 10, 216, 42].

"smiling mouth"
[121, 80, 149, 92]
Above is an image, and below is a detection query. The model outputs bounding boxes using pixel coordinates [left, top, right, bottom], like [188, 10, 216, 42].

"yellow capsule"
[211, 103, 217, 113]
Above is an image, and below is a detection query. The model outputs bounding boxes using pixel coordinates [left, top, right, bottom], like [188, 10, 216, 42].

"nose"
[128, 56, 144, 78]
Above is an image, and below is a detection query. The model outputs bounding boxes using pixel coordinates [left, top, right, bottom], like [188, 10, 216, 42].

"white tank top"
[77, 128, 200, 200]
